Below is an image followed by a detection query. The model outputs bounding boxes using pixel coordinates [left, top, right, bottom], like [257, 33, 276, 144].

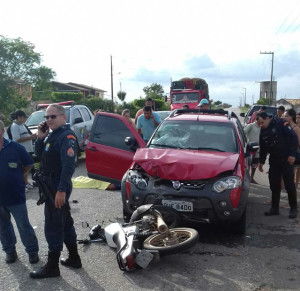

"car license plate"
[162, 200, 193, 212]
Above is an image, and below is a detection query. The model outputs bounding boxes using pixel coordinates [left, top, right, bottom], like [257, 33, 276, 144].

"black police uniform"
[259, 118, 298, 214]
[30, 124, 81, 279]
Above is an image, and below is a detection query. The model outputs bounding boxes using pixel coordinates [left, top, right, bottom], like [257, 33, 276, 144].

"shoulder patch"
[67, 147, 75, 157]
[67, 134, 76, 140]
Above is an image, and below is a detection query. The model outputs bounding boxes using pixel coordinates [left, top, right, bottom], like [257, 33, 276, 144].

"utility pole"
[241, 93, 244, 106]
[243, 87, 246, 106]
[260, 51, 274, 106]
[110, 55, 114, 107]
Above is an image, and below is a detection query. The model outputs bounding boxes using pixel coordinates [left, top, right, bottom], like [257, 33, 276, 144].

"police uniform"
[30, 124, 81, 279]
[260, 118, 298, 215]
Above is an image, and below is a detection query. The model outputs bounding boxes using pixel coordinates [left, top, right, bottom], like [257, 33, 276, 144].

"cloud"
[131, 67, 171, 84]
[184, 55, 216, 72]
[275, 50, 300, 77]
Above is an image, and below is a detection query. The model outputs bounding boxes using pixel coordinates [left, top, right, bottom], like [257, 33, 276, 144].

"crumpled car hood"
[133, 148, 239, 180]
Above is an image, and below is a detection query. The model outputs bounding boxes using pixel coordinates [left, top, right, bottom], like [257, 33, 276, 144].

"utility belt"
[33, 172, 56, 205]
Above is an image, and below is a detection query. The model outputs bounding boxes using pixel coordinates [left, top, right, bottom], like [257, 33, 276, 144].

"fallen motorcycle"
[84, 204, 199, 271]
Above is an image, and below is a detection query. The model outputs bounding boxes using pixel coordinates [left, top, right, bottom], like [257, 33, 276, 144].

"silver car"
[25, 103, 94, 161]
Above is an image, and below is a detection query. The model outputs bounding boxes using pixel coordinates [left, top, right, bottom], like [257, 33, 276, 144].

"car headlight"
[127, 170, 148, 190]
[213, 176, 242, 193]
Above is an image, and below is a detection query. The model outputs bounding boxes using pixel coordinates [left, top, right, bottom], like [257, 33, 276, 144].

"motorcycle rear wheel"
[143, 227, 198, 256]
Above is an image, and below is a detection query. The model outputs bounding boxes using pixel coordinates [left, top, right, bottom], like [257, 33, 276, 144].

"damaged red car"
[86, 109, 258, 234]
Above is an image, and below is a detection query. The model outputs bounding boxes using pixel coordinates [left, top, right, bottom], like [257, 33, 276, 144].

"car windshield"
[25, 108, 71, 126]
[171, 92, 199, 103]
[25, 111, 45, 126]
[156, 111, 171, 120]
[149, 120, 238, 153]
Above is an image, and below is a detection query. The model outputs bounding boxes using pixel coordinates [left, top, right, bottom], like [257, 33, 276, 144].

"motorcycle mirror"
[82, 222, 90, 229]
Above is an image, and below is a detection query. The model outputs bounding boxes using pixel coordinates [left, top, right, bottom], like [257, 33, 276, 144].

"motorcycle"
[78, 204, 199, 271]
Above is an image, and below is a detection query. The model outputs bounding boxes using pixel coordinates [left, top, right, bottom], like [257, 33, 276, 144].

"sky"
[1, 0, 300, 107]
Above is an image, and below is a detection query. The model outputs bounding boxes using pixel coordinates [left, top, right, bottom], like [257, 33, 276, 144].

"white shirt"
[10, 122, 34, 153]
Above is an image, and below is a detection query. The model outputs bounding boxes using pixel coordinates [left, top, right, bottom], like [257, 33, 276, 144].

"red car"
[86, 109, 258, 234]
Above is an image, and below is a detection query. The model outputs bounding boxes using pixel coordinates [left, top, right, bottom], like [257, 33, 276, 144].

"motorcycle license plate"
[162, 200, 193, 212]
[135, 249, 154, 269]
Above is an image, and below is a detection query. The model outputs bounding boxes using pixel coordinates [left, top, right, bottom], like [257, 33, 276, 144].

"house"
[13, 79, 32, 101]
[52, 81, 106, 98]
[276, 98, 300, 112]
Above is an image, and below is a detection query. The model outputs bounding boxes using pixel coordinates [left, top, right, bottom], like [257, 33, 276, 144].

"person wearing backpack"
[10, 110, 37, 191]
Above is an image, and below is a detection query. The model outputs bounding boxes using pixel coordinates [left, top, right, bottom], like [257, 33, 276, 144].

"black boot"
[289, 208, 298, 219]
[30, 251, 60, 279]
[60, 244, 82, 269]
[264, 207, 279, 216]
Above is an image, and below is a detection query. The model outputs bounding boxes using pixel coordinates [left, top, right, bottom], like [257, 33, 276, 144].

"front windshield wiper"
[150, 143, 183, 149]
[185, 147, 226, 152]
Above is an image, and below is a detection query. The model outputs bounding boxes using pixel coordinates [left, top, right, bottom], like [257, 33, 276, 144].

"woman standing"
[284, 109, 300, 188]
[10, 110, 37, 191]
[122, 109, 137, 130]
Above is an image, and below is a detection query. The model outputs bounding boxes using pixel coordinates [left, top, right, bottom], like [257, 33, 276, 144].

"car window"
[247, 106, 261, 117]
[25, 111, 45, 126]
[266, 107, 277, 117]
[80, 107, 92, 121]
[65, 108, 70, 123]
[72, 108, 82, 123]
[157, 111, 171, 120]
[150, 120, 238, 153]
[92, 115, 135, 151]
[234, 118, 246, 147]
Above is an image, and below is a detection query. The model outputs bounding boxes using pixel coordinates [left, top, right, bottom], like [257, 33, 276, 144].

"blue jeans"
[0, 203, 39, 254]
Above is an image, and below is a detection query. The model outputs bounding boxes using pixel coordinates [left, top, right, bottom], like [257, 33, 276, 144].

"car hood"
[133, 148, 239, 180]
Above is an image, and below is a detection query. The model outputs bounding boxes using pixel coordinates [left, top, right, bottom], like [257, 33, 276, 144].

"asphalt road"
[1, 110, 300, 291]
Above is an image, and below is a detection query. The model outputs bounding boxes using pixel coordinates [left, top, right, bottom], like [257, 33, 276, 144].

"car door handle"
[87, 147, 98, 152]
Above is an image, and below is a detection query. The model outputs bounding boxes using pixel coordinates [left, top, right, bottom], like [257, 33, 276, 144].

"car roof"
[167, 109, 238, 124]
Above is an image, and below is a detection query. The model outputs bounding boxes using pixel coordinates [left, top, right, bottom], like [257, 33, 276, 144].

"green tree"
[143, 83, 164, 99]
[117, 90, 126, 102]
[32, 66, 56, 100]
[214, 100, 222, 106]
[0, 36, 56, 116]
[256, 98, 270, 105]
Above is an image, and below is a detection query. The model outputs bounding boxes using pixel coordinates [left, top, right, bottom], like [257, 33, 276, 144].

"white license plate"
[162, 200, 193, 212]
[135, 249, 154, 269]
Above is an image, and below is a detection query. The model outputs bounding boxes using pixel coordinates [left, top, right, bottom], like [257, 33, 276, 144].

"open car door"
[86, 112, 146, 184]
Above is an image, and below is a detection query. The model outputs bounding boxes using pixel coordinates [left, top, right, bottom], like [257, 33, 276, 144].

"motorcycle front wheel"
[143, 227, 199, 256]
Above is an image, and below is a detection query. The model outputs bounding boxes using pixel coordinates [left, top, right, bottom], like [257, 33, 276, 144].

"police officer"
[30, 104, 81, 279]
[257, 111, 298, 219]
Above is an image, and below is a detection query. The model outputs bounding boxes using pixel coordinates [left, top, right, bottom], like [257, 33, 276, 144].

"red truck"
[169, 77, 209, 110]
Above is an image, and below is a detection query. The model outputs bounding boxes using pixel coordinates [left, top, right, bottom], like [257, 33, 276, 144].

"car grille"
[154, 179, 208, 190]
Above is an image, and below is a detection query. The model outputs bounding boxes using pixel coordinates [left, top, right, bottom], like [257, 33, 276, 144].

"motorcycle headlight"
[127, 170, 148, 190]
[213, 176, 242, 193]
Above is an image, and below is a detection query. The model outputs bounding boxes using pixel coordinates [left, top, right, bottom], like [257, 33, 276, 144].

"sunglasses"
[44, 114, 63, 120]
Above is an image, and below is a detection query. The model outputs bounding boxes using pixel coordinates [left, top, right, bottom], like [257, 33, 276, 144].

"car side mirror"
[244, 142, 259, 157]
[74, 117, 84, 124]
[240, 113, 245, 117]
[125, 136, 138, 152]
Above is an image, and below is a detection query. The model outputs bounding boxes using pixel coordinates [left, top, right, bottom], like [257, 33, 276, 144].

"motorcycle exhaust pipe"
[156, 214, 168, 234]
